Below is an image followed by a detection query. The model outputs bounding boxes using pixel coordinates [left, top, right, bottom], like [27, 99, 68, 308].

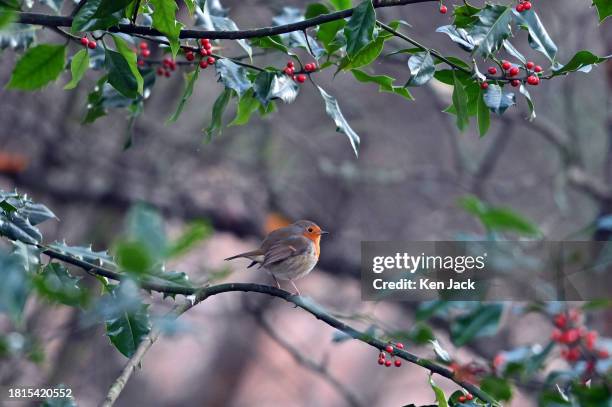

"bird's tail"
[225, 250, 263, 269]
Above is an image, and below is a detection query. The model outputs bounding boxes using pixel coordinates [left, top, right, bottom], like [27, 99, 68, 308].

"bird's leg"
[270, 273, 281, 289]
[290, 281, 301, 296]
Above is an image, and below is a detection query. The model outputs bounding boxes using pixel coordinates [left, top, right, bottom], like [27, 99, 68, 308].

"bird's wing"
[261, 236, 311, 268]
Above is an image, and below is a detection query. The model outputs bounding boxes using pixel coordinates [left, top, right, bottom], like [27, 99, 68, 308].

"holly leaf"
[340, 35, 384, 70]
[34, 263, 89, 307]
[407, 51, 435, 86]
[317, 85, 360, 157]
[150, 0, 183, 56]
[513, 8, 557, 63]
[429, 375, 449, 407]
[344, 0, 375, 57]
[105, 49, 139, 99]
[49, 241, 115, 268]
[7, 44, 66, 91]
[519, 84, 536, 121]
[450, 304, 503, 346]
[351, 69, 413, 100]
[272, 8, 324, 58]
[167, 67, 200, 123]
[477, 88, 490, 137]
[452, 3, 481, 28]
[64, 49, 89, 90]
[436, 25, 475, 51]
[452, 70, 469, 132]
[195, 1, 252, 60]
[469, 4, 513, 58]
[593, 0, 612, 22]
[106, 301, 151, 358]
[93, 0, 134, 18]
[552, 50, 611, 76]
[71, 0, 121, 32]
[111, 34, 144, 95]
[483, 84, 516, 115]
[214, 59, 251, 98]
[230, 89, 261, 127]
[204, 88, 233, 140]
[502, 40, 527, 64]
[0, 23, 37, 51]
[459, 195, 540, 236]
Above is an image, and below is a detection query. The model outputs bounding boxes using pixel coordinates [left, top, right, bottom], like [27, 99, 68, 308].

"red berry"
[384, 360, 392, 367]
[551, 329, 563, 342]
[378, 358, 385, 365]
[287, 61, 295, 69]
[488, 67, 497, 75]
[502, 61, 511, 70]
[534, 65, 543, 73]
[493, 354, 505, 368]
[156, 67, 165, 76]
[284, 67, 294, 75]
[564, 347, 580, 362]
[554, 313, 567, 329]
[508, 66, 520, 77]
[481, 82, 489, 90]
[137, 59, 145, 67]
[526, 61, 535, 70]
[394, 359, 402, 367]
[385, 345, 394, 354]
[199, 60, 208, 69]
[523, 1, 532, 10]
[186, 51, 195, 61]
[379, 352, 386, 359]
[396, 343, 404, 349]
[516, 3, 525, 12]
[200, 38, 209, 46]
[527, 75, 539, 85]
[139, 42, 148, 50]
[304, 63, 317, 72]
[169, 60, 177, 70]
[584, 331, 597, 350]
[466, 394, 474, 401]
[563, 329, 580, 344]
[598, 349, 609, 359]
[207, 56, 216, 65]
[164, 70, 171, 77]
[141, 49, 151, 58]
[511, 79, 520, 87]
[200, 49, 208, 56]
[295, 74, 307, 83]
[458, 395, 467, 402]
[439, 5, 447, 14]
[87, 41, 97, 49]
[80, 37, 89, 46]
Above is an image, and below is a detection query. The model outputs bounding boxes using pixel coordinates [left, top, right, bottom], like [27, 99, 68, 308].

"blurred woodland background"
[1, 0, 611, 406]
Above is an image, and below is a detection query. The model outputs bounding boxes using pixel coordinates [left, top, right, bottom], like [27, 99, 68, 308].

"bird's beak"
[319, 230, 329, 235]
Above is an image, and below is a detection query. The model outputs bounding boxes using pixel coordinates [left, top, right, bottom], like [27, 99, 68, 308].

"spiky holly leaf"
[469, 4, 513, 58]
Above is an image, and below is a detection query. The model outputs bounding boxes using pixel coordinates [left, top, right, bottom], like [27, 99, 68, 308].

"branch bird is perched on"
[224, 220, 328, 295]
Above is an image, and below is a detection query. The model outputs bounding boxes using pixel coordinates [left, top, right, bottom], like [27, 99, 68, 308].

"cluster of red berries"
[185, 39, 216, 69]
[376, 343, 404, 367]
[458, 393, 474, 403]
[137, 42, 150, 67]
[79, 36, 97, 49]
[516, 0, 533, 13]
[550, 309, 609, 368]
[439, 3, 448, 14]
[480, 60, 543, 89]
[157, 57, 177, 77]
[283, 61, 308, 83]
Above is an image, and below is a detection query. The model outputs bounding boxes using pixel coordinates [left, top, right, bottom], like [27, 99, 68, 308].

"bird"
[224, 220, 328, 295]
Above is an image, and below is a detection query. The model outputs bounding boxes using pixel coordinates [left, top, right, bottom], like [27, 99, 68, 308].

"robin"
[224, 220, 328, 295]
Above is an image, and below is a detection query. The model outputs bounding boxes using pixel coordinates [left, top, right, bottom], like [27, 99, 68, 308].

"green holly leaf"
[106, 300, 151, 358]
[150, 0, 183, 56]
[450, 304, 503, 346]
[452, 70, 469, 132]
[340, 35, 384, 70]
[344, 0, 375, 57]
[330, 0, 351, 10]
[64, 49, 90, 90]
[7, 44, 66, 91]
[167, 67, 200, 123]
[0, 245, 36, 323]
[105, 49, 139, 99]
[71, 0, 121, 32]
[429, 375, 449, 407]
[214, 59, 252, 98]
[204, 88, 233, 140]
[552, 50, 611, 76]
[111, 34, 144, 95]
[317, 85, 360, 157]
[513, 9, 557, 62]
[480, 376, 512, 401]
[436, 25, 475, 51]
[93, 0, 134, 18]
[519, 84, 536, 121]
[229, 89, 261, 127]
[351, 69, 413, 100]
[592, 0, 612, 23]
[34, 263, 89, 307]
[452, 3, 481, 28]
[483, 84, 516, 115]
[459, 195, 540, 236]
[407, 51, 435, 86]
[469, 4, 513, 58]
[477, 88, 490, 137]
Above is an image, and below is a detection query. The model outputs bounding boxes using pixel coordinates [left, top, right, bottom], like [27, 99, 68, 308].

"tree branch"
[17, 1, 435, 40]
[37, 244, 499, 405]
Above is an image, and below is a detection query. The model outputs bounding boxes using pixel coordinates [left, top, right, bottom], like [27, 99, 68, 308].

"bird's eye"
[307, 227, 314, 233]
